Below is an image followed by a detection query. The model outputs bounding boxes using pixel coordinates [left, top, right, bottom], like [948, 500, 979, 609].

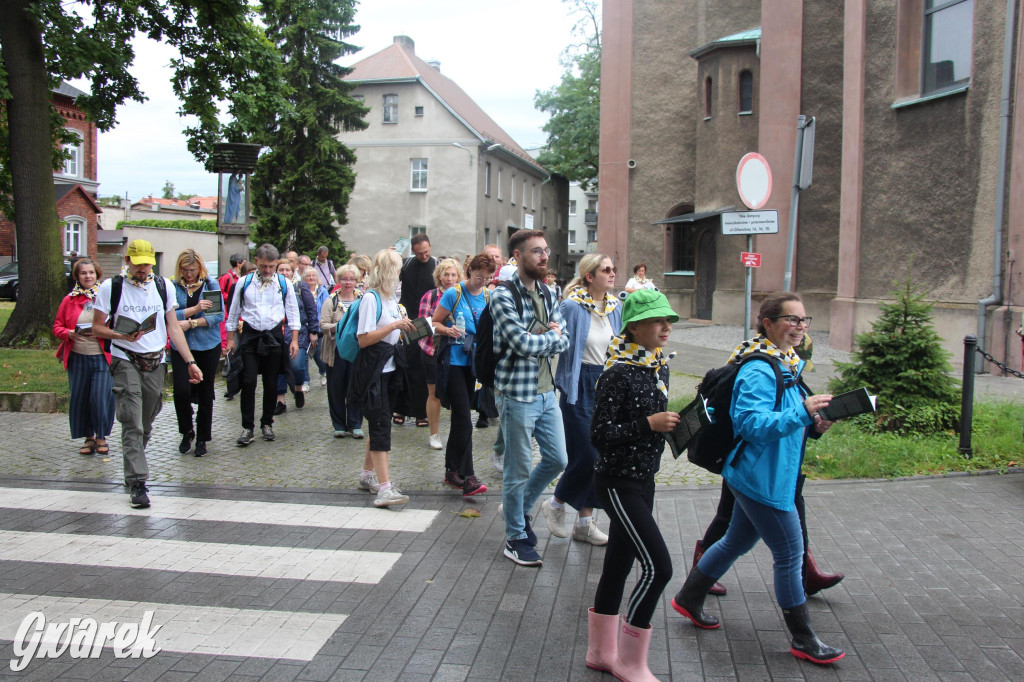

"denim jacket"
[171, 277, 224, 352]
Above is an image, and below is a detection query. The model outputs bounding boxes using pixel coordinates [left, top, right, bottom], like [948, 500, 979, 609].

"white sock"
[577, 516, 592, 527]
[550, 499, 565, 510]
[379, 481, 392, 492]
[361, 469, 373, 477]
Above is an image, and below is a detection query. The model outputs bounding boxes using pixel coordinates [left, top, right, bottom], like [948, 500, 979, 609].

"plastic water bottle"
[453, 312, 466, 345]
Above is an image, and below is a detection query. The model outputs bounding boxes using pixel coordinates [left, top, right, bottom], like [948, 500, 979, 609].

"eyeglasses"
[772, 315, 812, 328]
[597, 266, 617, 275]
[527, 247, 552, 257]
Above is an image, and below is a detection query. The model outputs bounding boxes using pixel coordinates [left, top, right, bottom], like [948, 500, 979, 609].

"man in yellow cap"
[92, 240, 203, 508]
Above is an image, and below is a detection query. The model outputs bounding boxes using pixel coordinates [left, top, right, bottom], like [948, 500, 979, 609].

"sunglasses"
[596, 266, 617, 275]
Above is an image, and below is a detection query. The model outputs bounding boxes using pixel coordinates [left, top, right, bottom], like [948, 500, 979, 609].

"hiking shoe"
[302, 382, 310, 392]
[178, 430, 194, 454]
[573, 517, 609, 546]
[428, 433, 443, 450]
[129, 482, 150, 508]
[504, 538, 542, 566]
[476, 415, 489, 428]
[274, 402, 286, 416]
[194, 441, 207, 457]
[334, 430, 347, 438]
[358, 471, 380, 493]
[374, 485, 409, 507]
[541, 499, 568, 538]
[350, 428, 365, 439]
[261, 425, 275, 441]
[443, 470, 465, 489]
[492, 451, 503, 473]
[294, 391, 305, 408]
[463, 476, 487, 496]
[236, 428, 255, 446]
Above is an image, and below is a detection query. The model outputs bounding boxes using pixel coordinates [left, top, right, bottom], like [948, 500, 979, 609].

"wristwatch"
[185, 360, 197, 367]
[189, 319, 199, 329]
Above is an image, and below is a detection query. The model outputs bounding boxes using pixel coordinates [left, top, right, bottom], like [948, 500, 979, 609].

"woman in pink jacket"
[53, 258, 115, 455]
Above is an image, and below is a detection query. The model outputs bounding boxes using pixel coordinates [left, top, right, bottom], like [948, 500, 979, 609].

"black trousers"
[239, 327, 286, 429]
[327, 350, 362, 432]
[701, 475, 813, 579]
[395, 343, 427, 419]
[170, 345, 220, 441]
[593, 475, 673, 628]
[443, 364, 476, 476]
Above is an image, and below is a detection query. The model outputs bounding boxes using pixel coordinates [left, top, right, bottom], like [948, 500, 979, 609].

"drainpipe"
[977, 0, 1017, 373]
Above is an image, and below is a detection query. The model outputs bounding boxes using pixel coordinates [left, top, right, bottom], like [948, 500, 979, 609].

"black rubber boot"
[782, 603, 845, 664]
[670, 566, 721, 629]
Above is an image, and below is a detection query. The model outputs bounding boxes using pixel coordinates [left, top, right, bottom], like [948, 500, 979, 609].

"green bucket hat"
[620, 289, 680, 334]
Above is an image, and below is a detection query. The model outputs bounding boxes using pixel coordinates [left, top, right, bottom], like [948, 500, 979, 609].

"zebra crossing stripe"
[0, 592, 347, 661]
[0, 486, 437, 533]
[0, 530, 400, 584]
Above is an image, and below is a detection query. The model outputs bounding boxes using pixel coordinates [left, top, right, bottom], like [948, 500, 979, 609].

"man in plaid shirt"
[491, 230, 570, 567]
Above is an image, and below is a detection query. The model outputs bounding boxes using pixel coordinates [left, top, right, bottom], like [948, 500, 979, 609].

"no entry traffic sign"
[741, 252, 762, 268]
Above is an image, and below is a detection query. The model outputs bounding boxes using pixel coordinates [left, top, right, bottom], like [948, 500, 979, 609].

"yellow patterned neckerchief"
[727, 333, 801, 370]
[604, 333, 674, 396]
[69, 282, 99, 299]
[180, 279, 203, 296]
[120, 265, 155, 289]
[567, 287, 619, 317]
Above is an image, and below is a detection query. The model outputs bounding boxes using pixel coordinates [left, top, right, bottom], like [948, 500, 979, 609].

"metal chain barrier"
[975, 346, 1024, 379]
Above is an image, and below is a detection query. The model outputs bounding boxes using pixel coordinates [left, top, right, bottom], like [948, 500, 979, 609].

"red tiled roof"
[138, 195, 219, 210]
[346, 37, 546, 174]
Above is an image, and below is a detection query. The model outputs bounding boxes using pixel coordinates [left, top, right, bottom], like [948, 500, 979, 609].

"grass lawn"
[0, 302, 69, 404]
[0, 301, 12, 330]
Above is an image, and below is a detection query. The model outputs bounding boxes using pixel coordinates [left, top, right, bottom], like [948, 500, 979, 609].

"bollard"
[959, 335, 976, 458]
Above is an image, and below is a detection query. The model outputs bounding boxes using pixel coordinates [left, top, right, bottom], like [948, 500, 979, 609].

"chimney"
[393, 35, 415, 53]
[426, 60, 441, 72]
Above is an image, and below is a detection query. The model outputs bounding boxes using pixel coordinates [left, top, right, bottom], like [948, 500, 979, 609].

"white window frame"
[522, 180, 527, 207]
[587, 229, 597, 243]
[511, 173, 516, 205]
[485, 162, 492, 196]
[410, 158, 428, 191]
[63, 216, 85, 256]
[383, 94, 398, 123]
[62, 128, 83, 178]
[414, 105, 424, 117]
[569, 199, 577, 216]
[531, 183, 536, 209]
[410, 226, 427, 236]
[497, 168, 504, 200]
[568, 232, 576, 246]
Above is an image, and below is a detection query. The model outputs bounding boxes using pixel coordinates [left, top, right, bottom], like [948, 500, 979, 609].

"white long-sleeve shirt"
[226, 273, 301, 332]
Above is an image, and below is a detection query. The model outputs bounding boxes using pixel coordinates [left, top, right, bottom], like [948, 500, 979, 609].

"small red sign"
[741, 252, 762, 267]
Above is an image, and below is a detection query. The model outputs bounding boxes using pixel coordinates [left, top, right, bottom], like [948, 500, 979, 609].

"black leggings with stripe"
[593, 474, 673, 628]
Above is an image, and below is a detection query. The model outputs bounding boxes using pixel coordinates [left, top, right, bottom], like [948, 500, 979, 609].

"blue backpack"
[335, 290, 382, 362]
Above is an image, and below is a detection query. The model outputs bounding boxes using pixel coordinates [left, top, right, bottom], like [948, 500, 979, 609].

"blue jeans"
[276, 348, 309, 394]
[500, 391, 567, 542]
[697, 485, 806, 609]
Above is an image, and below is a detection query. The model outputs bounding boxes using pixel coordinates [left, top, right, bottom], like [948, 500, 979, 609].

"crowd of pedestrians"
[54, 233, 848, 678]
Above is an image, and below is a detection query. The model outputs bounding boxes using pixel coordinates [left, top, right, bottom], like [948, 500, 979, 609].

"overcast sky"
[76, 0, 585, 201]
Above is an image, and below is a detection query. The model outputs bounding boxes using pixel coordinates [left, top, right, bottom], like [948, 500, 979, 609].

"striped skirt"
[67, 352, 115, 440]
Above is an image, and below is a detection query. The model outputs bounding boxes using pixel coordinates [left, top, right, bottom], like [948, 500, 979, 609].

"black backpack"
[474, 280, 552, 389]
[687, 352, 808, 474]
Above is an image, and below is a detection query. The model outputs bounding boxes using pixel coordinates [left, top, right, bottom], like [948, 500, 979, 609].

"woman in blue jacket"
[671, 292, 845, 665]
[170, 250, 224, 457]
[542, 253, 620, 545]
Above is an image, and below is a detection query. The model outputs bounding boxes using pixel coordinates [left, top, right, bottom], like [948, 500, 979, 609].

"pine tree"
[830, 273, 960, 434]
[247, 0, 367, 257]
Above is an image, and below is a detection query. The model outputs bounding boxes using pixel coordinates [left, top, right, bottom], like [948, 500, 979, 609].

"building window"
[511, 174, 516, 205]
[62, 129, 83, 177]
[353, 94, 364, 102]
[672, 225, 698, 272]
[704, 77, 713, 118]
[485, 227, 490, 244]
[63, 217, 84, 255]
[542, 207, 547, 228]
[497, 168, 503, 200]
[410, 158, 428, 191]
[739, 71, 754, 113]
[531, 184, 536, 209]
[522, 180, 527, 208]
[587, 229, 597, 243]
[485, 162, 492, 196]
[568, 232, 576, 246]
[414, 105, 424, 116]
[569, 199, 577, 216]
[383, 94, 398, 123]
[410, 226, 427, 236]
[923, 0, 973, 95]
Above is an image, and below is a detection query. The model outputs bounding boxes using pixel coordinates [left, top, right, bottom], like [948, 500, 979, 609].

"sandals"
[95, 440, 109, 455]
[79, 439, 96, 455]
[392, 414, 405, 425]
[416, 419, 429, 428]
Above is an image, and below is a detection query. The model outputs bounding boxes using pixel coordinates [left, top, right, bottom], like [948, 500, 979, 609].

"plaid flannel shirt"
[490, 272, 570, 402]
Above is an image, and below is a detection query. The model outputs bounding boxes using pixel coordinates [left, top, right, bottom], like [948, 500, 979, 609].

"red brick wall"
[0, 217, 14, 260]
[57, 189, 99, 258]
[54, 95, 96, 182]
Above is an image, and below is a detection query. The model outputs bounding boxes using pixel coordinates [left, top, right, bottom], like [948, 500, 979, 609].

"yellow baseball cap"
[126, 239, 156, 265]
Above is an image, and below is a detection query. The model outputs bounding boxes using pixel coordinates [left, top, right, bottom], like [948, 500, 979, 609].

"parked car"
[0, 260, 73, 302]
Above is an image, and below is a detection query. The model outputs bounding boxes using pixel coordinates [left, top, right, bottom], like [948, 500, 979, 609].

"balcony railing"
[584, 210, 598, 225]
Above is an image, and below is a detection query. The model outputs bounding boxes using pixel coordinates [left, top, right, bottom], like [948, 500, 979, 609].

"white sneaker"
[573, 516, 609, 546]
[320, 374, 327, 386]
[541, 499, 568, 538]
[428, 433, 443, 450]
[301, 382, 310, 393]
[374, 485, 409, 507]
[358, 471, 380, 493]
[492, 451, 504, 473]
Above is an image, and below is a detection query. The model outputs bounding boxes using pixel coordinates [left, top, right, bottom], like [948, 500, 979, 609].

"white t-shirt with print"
[357, 290, 400, 373]
[94, 276, 176, 362]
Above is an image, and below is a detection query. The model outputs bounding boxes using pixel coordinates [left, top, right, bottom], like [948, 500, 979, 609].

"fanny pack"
[113, 344, 164, 372]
